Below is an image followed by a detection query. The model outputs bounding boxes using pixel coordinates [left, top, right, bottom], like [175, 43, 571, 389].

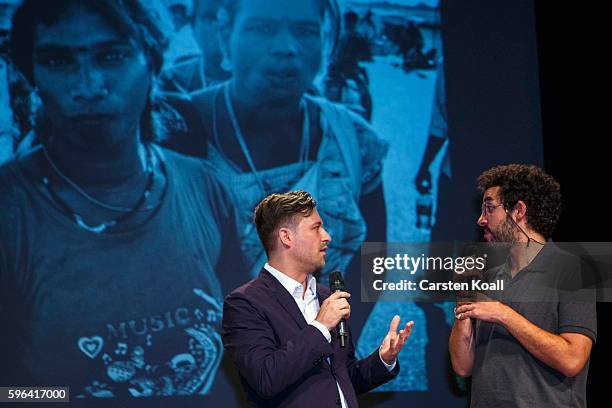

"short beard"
[488, 217, 520, 249]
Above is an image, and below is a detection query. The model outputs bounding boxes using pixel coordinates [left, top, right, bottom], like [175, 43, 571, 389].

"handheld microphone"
[329, 271, 348, 348]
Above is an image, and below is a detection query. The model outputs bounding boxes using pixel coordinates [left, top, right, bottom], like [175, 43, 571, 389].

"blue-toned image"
[0, 0, 545, 406]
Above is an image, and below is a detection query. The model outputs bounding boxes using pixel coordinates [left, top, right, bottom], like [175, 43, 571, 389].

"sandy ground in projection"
[355, 54, 452, 391]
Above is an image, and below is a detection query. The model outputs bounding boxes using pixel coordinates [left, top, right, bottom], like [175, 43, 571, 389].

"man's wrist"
[497, 304, 514, 327]
[378, 347, 396, 371]
[310, 320, 332, 343]
[453, 311, 472, 333]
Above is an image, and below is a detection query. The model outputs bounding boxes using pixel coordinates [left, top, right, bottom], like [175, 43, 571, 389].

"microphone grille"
[329, 271, 344, 291]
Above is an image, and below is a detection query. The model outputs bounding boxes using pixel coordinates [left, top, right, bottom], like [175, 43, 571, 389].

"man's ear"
[512, 200, 528, 222]
[278, 227, 293, 248]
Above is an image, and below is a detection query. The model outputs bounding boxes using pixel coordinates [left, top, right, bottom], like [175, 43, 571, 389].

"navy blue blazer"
[222, 268, 399, 407]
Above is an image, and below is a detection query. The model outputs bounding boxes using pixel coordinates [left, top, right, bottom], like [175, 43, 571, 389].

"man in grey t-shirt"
[449, 164, 596, 407]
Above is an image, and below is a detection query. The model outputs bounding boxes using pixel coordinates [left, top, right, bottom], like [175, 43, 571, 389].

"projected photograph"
[0, 0, 550, 407]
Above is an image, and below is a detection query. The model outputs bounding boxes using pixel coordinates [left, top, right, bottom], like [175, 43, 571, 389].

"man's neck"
[46, 126, 145, 187]
[229, 81, 303, 139]
[508, 235, 546, 277]
[267, 257, 311, 296]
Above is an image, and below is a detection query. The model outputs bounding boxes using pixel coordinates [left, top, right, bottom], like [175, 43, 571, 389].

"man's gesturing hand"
[455, 301, 512, 324]
[380, 315, 414, 365]
[315, 291, 351, 332]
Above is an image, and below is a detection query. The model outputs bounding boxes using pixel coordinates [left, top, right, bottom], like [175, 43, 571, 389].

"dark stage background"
[534, 1, 609, 406]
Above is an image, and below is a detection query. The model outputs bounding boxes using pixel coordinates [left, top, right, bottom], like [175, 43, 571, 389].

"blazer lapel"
[260, 269, 307, 330]
[317, 283, 332, 304]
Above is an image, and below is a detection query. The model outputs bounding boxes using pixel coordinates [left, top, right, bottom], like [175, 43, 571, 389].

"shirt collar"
[521, 241, 555, 272]
[498, 241, 555, 278]
[264, 263, 317, 299]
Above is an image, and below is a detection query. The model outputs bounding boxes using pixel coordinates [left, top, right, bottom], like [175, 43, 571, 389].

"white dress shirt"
[264, 263, 396, 408]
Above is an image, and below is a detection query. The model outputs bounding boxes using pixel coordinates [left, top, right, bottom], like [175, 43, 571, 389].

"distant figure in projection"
[358, 9, 377, 42]
[170, 0, 389, 283]
[163, 0, 202, 64]
[0, 47, 16, 163]
[157, 0, 231, 102]
[156, 0, 209, 100]
[324, 10, 373, 121]
[0, 0, 20, 163]
[0, 0, 243, 400]
[192, 0, 231, 86]
[415, 63, 450, 240]
[400, 20, 436, 71]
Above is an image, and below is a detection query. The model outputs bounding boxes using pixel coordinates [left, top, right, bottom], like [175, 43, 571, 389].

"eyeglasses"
[481, 202, 504, 216]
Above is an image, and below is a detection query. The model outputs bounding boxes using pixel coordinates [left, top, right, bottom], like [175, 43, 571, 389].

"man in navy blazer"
[222, 190, 414, 407]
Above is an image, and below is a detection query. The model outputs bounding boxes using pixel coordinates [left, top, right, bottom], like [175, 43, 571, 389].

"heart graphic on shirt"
[78, 336, 104, 359]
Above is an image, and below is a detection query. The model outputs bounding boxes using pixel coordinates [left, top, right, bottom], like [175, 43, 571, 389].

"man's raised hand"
[380, 315, 414, 365]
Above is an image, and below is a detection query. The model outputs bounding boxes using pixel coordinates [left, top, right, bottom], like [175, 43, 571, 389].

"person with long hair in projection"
[0, 0, 243, 399]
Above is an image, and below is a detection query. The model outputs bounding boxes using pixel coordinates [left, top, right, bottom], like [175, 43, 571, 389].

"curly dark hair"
[7, 0, 186, 143]
[254, 190, 317, 255]
[477, 164, 561, 239]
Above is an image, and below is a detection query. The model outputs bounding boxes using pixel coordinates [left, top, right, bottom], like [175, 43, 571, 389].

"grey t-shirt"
[0, 147, 244, 400]
[471, 243, 597, 408]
